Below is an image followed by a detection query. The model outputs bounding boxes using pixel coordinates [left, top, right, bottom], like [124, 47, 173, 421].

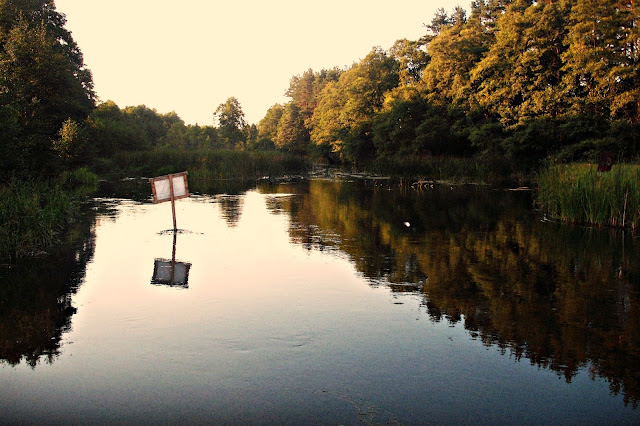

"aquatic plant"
[60, 167, 99, 196]
[0, 169, 98, 262]
[536, 163, 640, 229]
[0, 181, 72, 261]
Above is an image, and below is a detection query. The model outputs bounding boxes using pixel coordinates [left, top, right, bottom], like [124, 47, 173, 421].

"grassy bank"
[0, 168, 98, 262]
[92, 149, 311, 181]
[536, 163, 640, 229]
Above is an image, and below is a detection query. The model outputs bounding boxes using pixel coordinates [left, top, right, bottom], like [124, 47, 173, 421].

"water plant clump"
[536, 163, 640, 229]
[0, 170, 98, 262]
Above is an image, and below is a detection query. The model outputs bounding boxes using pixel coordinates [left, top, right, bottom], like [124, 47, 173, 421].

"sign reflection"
[151, 231, 191, 288]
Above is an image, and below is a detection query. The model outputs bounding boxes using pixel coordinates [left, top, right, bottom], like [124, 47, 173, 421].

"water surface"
[1, 178, 639, 424]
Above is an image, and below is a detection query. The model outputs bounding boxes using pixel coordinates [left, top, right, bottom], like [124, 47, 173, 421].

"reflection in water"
[217, 194, 244, 227]
[1, 177, 639, 422]
[151, 231, 191, 288]
[0, 209, 96, 367]
[263, 179, 640, 407]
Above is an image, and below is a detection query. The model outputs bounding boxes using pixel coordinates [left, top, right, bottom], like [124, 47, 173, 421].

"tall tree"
[470, 0, 566, 126]
[285, 68, 341, 144]
[122, 105, 168, 148]
[310, 48, 399, 163]
[0, 0, 95, 177]
[275, 103, 305, 152]
[256, 103, 284, 148]
[389, 39, 430, 86]
[421, 4, 493, 107]
[425, 7, 450, 39]
[214, 97, 247, 148]
[562, 0, 640, 122]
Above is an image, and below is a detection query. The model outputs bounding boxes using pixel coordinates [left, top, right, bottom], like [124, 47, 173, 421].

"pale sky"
[55, 0, 464, 125]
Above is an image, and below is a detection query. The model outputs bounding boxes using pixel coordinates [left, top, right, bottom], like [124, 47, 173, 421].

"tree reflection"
[266, 179, 640, 406]
[217, 195, 244, 227]
[0, 210, 96, 367]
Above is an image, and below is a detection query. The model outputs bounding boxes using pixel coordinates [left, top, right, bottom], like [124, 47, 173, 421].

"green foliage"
[0, 0, 94, 179]
[536, 163, 640, 228]
[214, 97, 247, 148]
[470, 0, 569, 126]
[0, 179, 85, 261]
[421, 6, 492, 107]
[275, 103, 306, 152]
[297, 0, 640, 170]
[0, 103, 22, 178]
[60, 166, 98, 191]
[256, 103, 284, 148]
[5, 0, 640, 186]
[260, 68, 343, 155]
[310, 48, 399, 164]
[562, 0, 640, 122]
[52, 118, 93, 168]
[388, 39, 430, 86]
[373, 87, 428, 156]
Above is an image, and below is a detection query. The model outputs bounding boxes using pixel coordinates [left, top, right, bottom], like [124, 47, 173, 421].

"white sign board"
[150, 172, 189, 204]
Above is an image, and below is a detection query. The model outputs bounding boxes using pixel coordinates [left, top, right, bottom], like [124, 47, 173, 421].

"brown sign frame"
[150, 172, 190, 204]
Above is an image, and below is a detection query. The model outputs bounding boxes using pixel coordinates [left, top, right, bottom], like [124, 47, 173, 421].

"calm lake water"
[2, 177, 640, 424]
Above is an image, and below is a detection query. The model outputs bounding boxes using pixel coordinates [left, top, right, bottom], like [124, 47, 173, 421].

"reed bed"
[0, 169, 98, 261]
[536, 163, 640, 229]
[95, 149, 311, 181]
[1, 181, 76, 261]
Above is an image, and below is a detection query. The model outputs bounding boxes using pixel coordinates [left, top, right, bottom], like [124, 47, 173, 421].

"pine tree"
[562, 0, 640, 122]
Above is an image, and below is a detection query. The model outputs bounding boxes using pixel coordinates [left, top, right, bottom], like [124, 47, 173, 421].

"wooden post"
[168, 173, 177, 231]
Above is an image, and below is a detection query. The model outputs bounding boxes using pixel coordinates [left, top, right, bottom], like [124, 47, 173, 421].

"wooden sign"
[150, 172, 189, 230]
[150, 172, 189, 203]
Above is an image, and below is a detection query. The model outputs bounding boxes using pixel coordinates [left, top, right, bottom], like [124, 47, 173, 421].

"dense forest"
[264, 0, 640, 169]
[1, 0, 639, 182]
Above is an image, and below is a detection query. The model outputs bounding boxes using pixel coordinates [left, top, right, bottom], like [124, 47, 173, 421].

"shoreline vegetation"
[2, 154, 640, 263]
[93, 149, 311, 182]
[536, 163, 640, 230]
[0, 168, 98, 263]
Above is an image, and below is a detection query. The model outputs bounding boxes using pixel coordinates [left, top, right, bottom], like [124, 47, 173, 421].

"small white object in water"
[404, 222, 410, 227]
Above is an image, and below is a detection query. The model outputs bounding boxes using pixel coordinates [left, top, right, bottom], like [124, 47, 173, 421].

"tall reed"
[94, 149, 310, 180]
[1, 182, 70, 260]
[536, 163, 640, 229]
[0, 169, 98, 261]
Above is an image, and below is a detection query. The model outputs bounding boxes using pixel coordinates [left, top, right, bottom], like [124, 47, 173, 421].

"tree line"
[258, 0, 640, 168]
[2, 0, 639, 182]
